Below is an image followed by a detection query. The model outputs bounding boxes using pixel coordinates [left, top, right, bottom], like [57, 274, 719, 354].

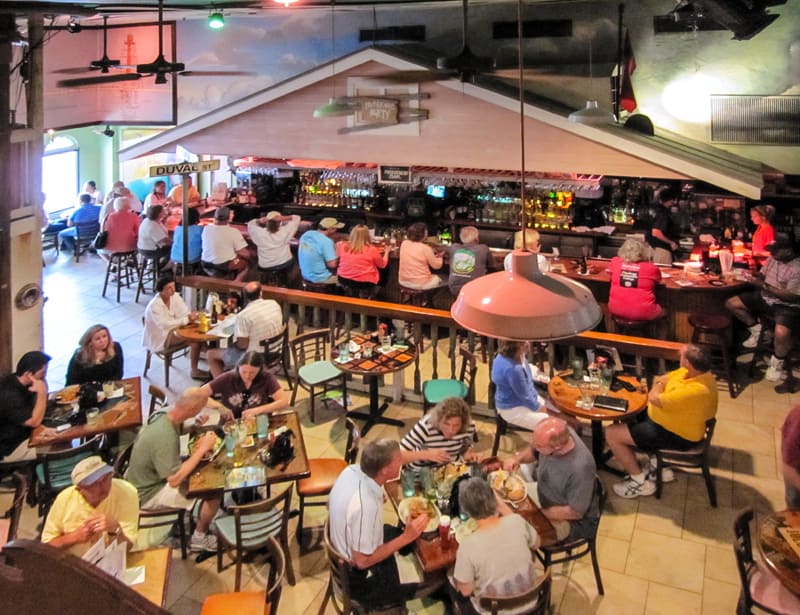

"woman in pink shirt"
[398, 222, 445, 290]
[336, 225, 389, 298]
[609, 238, 663, 321]
[101, 196, 140, 255]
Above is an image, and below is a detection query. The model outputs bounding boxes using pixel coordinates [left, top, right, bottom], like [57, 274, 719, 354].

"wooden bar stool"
[135, 249, 163, 303]
[101, 251, 138, 303]
[258, 266, 289, 288]
[689, 312, 738, 398]
[399, 285, 439, 307]
[301, 279, 338, 328]
[611, 313, 669, 375]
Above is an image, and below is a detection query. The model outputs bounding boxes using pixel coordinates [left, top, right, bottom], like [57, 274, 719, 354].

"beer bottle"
[210, 303, 218, 325]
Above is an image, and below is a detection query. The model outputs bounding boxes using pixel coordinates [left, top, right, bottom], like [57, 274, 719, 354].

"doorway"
[42, 136, 79, 217]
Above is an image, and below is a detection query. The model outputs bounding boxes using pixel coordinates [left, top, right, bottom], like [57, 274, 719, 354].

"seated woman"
[65, 324, 124, 386]
[608, 238, 663, 322]
[137, 205, 171, 267]
[750, 203, 776, 257]
[143, 180, 168, 210]
[170, 207, 203, 268]
[491, 340, 549, 430]
[503, 229, 549, 273]
[336, 224, 389, 298]
[247, 211, 301, 273]
[200, 351, 288, 420]
[398, 222, 445, 290]
[451, 477, 541, 615]
[100, 196, 140, 258]
[400, 397, 478, 470]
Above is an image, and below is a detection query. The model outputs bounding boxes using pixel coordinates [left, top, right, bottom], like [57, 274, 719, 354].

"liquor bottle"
[210, 303, 218, 325]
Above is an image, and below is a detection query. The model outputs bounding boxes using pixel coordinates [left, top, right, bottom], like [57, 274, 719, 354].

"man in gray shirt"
[446, 226, 495, 296]
[503, 416, 598, 541]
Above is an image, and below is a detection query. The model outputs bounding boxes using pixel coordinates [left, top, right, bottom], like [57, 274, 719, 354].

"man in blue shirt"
[58, 193, 101, 253]
[298, 217, 343, 285]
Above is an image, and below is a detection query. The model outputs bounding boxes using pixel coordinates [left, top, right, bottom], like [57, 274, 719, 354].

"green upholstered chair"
[289, 328, 347, 422]
[422, 347, 477, 413]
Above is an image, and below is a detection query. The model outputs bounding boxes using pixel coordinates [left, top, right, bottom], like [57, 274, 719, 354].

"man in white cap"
[201, 206, 251, 281]
[42, 455, 139, 557]
[298, 217, 343, 286]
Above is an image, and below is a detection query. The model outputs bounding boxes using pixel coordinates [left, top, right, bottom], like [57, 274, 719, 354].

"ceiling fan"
[57, 0, 253, 88]
[53, 16, 124, 75]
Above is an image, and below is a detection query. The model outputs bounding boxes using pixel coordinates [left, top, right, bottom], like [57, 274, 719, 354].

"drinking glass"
[577, 383, 595, 409]
[256, 414, 269, 439]
[571, 357, 584, 380]
[552, 247, 560, 261]
[224, 431, 237, 458]
[381, 336, 392, 351]
[401, 468, 417, 498]
[419, 467, 436, 502]
[338, 342, 350, 362]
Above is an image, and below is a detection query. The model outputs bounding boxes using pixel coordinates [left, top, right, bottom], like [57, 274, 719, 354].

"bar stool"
[689, 312, 738, 398]
[173, 261, 201, 277]
[611, 312, 669, 375]
[135, 249, 162, 303]
[301, 279, 338, 328]
[101, 251, 138, 303]
[399, 285, 439, 307]
[258, 265, 290, 288]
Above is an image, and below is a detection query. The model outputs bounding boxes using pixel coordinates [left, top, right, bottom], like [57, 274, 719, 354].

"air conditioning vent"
[711, 95, 800, 145]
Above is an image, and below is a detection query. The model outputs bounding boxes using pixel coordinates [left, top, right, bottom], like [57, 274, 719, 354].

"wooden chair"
[289, 328, 347, 422]
[201, 536, 285, 615]
[536, 477, 606, 596]
[261, 323, 290, 382]
[0, 539, 170, 615]
[477, 568, 551, 615]
[113, 443, 189, 559]
[147, 383, 168, 417]
[318, 521, 367, 615]
[142, 317, 190, 389]
[102, 250, 138, 302]
[41, 229, 60, 257]
[422, 347, 477, 413]
[491, 409, 534, 457]
[653, 418, 717, 507]
[135, 249, 164, 303]
[732, 508, 795, 615]
[215, 484, 296, 589]
[296, 418, 360, 547]
[35, 435, 104, 518]
[73, 220, 100, 262]
[2, 472, 28, 543]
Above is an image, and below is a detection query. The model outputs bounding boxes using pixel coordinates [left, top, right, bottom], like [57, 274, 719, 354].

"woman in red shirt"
[750, 204, 776, 256]
[336, 225, 389, 298]
[609, 238, 664, 321]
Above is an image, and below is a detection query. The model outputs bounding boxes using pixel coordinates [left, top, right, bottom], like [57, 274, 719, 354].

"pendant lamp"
[450, 0, 602, 341]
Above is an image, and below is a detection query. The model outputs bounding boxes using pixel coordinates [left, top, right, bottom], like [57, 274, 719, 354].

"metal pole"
[181, 174, 189, 274]
[614, 3, 625, 122]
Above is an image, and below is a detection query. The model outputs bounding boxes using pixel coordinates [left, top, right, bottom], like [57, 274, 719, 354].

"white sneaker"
[647, 459, 675, 483]
[190, 532, 218, 552]
[766, 356, 786, 382]
[613, 476, 656, 499]
[742, 324, 762, 349]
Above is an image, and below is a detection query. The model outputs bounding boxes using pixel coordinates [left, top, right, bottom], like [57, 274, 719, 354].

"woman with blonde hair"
[65, 324, 124, 385]
[750, 204, 776, 256]
[400, 397, 478, 469]
[337, 224, 389, 297]
[609, 238, 663, 322]
[503, 228, 549, 273]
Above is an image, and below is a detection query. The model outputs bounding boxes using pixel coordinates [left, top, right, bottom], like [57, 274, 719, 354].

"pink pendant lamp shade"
[451, 250, 602, 341]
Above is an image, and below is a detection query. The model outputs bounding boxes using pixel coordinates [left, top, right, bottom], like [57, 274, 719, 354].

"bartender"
[647, 187, 680, 265]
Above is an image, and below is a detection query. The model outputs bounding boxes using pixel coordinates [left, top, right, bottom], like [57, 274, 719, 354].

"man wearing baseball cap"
[247, 211, 301, 272]
[200, 206, 251, 281]
[298, 217, 343, 287]
[42, 455, 139, 557]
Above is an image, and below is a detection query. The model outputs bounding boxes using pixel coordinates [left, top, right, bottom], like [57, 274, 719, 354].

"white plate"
[487, 470, 528, 503]
[397, 497, 439, 533]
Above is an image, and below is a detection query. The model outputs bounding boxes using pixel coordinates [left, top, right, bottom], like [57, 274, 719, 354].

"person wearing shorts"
[605, 344, 718, 499]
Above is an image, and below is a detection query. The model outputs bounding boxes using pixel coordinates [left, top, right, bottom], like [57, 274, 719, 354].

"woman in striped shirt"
[400, 397, 478, 470]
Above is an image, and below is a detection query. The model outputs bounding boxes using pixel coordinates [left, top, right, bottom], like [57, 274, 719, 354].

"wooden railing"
[177, 276, 683, 416]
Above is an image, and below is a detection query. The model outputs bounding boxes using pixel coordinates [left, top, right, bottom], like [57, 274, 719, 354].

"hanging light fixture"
[450, 0, 602, 341]
[568, 38, 613, 126]
[208, 11, 225, 29]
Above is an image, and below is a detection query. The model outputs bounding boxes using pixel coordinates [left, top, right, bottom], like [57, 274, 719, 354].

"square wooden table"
[128, 547, 172, 607]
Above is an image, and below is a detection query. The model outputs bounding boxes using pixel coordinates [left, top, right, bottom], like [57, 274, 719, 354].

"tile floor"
[3, 248, 796, 614]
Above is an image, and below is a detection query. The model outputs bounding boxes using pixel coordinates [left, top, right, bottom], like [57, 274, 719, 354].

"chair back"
[290, 328, 333, 371]
[260, 536, 286, 615]
[660, 418, 716, 462]
[458, 347, 478, 405]
[5, 472, 28, 542]
[113, 443, 134, 478]
[262, 323, 289, 375]
[478, 568, 551, 615]
[343, 418, 360, 465]
[147, 384, 167, 417]
[38, 435, 104, 492]
[733, 508, 757, 609]
[321, 521, 362, 615]
[231, 484, 294, 551]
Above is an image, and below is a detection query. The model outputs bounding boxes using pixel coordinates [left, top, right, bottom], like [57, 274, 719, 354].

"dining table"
[128, 546, 172, 607]
[30, 377, 143, 447]
[757, 509, 800, 596]
[185, 410, 309, 499]
[174, 319, 232, 343]
[384, 473, 557, 574]
[547, 374, 647, 475]
[335, 333, 417, 436]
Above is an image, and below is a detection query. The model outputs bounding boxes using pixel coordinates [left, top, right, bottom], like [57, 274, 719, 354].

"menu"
[778, 526, 800, 560]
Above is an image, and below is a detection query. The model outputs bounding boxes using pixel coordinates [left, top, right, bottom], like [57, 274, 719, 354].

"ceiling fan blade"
[58, 72, 142, 88]
[178, 70, 256, 77]
[52, 67, 95, 75]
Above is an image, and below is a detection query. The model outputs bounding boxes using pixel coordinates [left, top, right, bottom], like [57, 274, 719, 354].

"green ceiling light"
[208, 11, 225, 29]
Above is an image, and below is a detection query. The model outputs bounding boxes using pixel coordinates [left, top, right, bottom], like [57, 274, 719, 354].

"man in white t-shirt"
[207, 281, 283, 377]
[201, 206, 251, 281]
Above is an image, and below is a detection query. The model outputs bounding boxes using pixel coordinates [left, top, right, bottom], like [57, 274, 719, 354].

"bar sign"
[149, 159, 221, 177]
[379, 165, 412, 184]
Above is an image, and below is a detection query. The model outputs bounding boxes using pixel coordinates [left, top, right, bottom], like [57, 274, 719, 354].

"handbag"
[92, 230, 109, 250]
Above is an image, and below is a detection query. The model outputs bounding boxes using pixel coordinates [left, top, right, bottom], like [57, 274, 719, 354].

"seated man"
[0, 351, 54, 464]
[446, 225, 495, 297]
[201, 206, 250, 281]
[605, 344, 718, 499]
[42, 456, 139, 557]
[206, 281, 283, 378]
[328, 439, 430, 611]
[298, 217, 343, 286]
[725, 238, 800, 383]
[58, 193, 101, 254]
[124, 387, 222, 552]
[503, 417, 598, 541]
[142, 275, 207, 380]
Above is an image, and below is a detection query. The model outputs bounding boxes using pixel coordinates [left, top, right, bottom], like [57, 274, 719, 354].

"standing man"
[298, 217, 343, 287]
[0, 351, 54, 464]
[503, 417, 598, 541]
[328, 439, 430, 611]
[781, 405, 800, 509]
[42, 456, 139, 557]
[647, 186, 680, 265]
[605, 344, 717, 499]
[206, 281, 283, 378]
[125, 387, 222, 552]
[201, 206, 251, 281]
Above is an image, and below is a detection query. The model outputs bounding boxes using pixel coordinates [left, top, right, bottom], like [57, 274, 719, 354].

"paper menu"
[81, 537, 145, 587]
[778, 526, 800, 560]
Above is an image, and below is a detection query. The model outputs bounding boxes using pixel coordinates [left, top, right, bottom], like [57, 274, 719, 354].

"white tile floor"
[4, 248, 795, 614]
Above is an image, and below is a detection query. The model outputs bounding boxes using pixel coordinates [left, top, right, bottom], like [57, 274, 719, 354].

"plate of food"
[188, 433, 224, 461]
[433, 462, 469, 484]
[241, 435, 255, 448]
[488, 470, 528, 503]
[55, 385, 80, 405]
[397, 497, 440, 533]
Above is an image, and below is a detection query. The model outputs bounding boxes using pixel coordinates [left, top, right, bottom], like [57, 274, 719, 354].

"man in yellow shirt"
[605, 344, 718, 499]
[167, 176, 201, 206]
[42, 456, 139, 557]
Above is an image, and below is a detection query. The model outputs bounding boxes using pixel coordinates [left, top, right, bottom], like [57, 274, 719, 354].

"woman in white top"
[247, 212, 301, 270]
[137, 205, 171, 265]
[143, 180, 169, 210]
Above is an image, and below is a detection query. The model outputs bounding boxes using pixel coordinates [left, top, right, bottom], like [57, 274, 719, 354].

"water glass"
[381, 336, 392, 351]
[571, 357, 584, 380]
[400, 468, 417, 497]
[256, 414, 269, 439]
[419, 467, 436, 501]
[338, 342, 350, 362]
[577, 383, 595, 409]
[224, 432, 237, 458]
[86, 408, 100, 425]
[363, 345, 374, 359]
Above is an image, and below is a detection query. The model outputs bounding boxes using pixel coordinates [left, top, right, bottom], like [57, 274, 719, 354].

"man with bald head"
[125, 387, 222, 552]
[504, 417, 598, 542]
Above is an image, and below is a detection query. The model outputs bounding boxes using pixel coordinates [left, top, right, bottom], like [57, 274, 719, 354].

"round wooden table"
[758, 509, 800, 596]
[547, 374, 647, 474]
[174, 321, 227, 343]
